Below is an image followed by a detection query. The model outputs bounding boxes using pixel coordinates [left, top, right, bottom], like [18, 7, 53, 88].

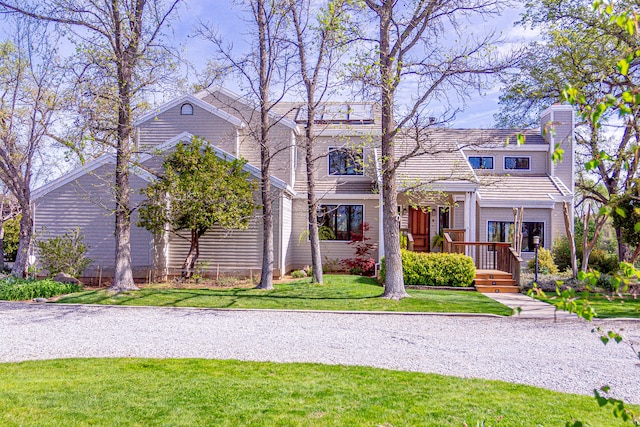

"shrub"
[342, 223, 376, 276]
[290, 270, 306, 279]
[36, 228, 92, 277]
[587, 249, 619, 274]
[527, 247, 559, 274]
[0, 277, 82, 301]
[2, 215, 20, 262]
[380, 249, 475, 287]
[552, 235, 575, 272]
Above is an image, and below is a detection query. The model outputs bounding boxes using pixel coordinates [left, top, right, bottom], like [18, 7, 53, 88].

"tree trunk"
[11, 202, 31, 278]
[379, 2, 407, 300]
[182, 229, 200, 278]
[110, 55, 137, 292]
[306, 106, 323, 284]
[255, 0, 274, 290]
[562, 201, 578, 278]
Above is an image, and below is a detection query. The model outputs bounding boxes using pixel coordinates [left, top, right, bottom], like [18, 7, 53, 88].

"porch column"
[469, 191, 477, 242]
[464, 192, 471, 242]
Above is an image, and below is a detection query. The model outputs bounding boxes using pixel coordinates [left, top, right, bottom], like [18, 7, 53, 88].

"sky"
[168, 1, 539, 129]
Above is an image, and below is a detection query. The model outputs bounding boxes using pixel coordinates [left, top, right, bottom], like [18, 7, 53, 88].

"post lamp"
[533, 235, 540, 284]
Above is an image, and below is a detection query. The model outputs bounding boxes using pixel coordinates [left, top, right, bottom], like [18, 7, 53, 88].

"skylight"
[295, 104, 374, 124]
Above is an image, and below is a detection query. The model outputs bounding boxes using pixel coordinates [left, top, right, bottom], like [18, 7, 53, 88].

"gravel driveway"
[0, 302, 638, 404]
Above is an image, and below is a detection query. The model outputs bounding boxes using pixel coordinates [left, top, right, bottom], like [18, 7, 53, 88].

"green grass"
[537, 292, 640, 318]
[0, 358, 634, 427]
[55, 275, 512, 315]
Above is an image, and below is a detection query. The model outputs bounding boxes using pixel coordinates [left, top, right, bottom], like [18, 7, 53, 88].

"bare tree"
[0, 0, 183, 290]
[200, 0, 294, 290]
[0, 21, 64, 277]
[288, 0, 353, 284]
[353, 0, 520, 299]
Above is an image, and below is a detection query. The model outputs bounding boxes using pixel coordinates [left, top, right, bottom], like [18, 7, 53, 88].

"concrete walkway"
[482, 292, 579, 320]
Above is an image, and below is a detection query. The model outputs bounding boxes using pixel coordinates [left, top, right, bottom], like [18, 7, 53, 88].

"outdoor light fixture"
[533, 235, 540, 284]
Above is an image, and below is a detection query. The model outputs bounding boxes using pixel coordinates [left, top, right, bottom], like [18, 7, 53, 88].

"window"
[438, 206, 450, 234]
[468, 156, 494, 170]
[180, 103, 194, 115]
[488, 221, 544, 252]
[504, 156, 530, 170]
[317, 205, 363, 241]
[328, 147, 363, 176]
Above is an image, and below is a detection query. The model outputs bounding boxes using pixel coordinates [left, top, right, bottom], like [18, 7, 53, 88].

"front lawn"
[536, 292, 640, 319]
[56, 275, 513, 315]
[0, 358, 635, 426]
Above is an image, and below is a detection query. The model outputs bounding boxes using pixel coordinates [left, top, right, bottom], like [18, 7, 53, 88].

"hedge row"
[381, 250, 475, 287]
[0, 278, 83, 301]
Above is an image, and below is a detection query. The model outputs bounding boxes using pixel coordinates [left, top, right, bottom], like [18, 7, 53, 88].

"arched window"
[180, 103, 194, 115]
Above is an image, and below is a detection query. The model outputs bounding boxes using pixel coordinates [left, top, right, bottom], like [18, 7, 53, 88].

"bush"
[0, 277, 82, 301]
[36, 228, 92, 277]
[527, 247, 559, 274]
[290, 270, 306, 279]
[587, 249, 619, 274]
[380, 249, 475, 287]
[2, 215, 20, 262]
[552, 235, 575, 272]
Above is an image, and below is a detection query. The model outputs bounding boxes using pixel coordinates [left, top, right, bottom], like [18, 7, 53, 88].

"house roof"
[134, 93, 244, 128]
[31, 154, 154, 201]
[393, 131, 479, 192]
[477, 175, 572, 208]
[195, 87, 300, 133]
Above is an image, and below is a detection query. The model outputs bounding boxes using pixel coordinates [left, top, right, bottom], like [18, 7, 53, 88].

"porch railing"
[443, 231, 522, 285]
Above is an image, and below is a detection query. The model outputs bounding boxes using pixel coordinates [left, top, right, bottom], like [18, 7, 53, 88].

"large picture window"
[504, 156, 530, 170]
[488, 221, 544, 252]
[328, 147, 363, 176]
[317, 204, 363, 241]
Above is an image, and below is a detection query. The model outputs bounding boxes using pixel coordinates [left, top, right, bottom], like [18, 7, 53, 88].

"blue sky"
[171, 2, 537, 129]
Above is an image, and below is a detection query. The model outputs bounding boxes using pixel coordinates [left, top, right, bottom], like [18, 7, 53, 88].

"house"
[31, 87, 574, 282]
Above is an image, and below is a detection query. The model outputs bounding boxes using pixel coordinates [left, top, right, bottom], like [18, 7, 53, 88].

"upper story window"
[317, 204, 363, 241]
[180, 103, 194, 115]
[469, 156, 494, 170]
[328, 147, 363, 176]
[504, 156, 530, 170]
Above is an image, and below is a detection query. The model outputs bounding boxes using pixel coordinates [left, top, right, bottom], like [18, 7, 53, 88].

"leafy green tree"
[138, 137, 257, 279]
[497, 0, 640, 262]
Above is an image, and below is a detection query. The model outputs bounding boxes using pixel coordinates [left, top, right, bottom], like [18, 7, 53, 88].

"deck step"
[475, 284, 520, 293]
[474, 269, 519, 293]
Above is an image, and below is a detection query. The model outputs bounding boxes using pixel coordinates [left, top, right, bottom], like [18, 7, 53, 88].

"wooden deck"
[474, 269, 519, 293]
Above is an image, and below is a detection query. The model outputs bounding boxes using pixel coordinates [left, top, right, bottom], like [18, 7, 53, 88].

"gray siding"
[34, 164, 153, 279]
[166, 212, 263, 277]
[137, 103, 239, 155]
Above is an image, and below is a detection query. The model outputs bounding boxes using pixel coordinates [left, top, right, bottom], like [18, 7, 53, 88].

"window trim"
[487, 220, 545, 253]
[468, 155, 495, 170]
[327, 146, 364, 176]
[317, 203, 365, 242]
[503, 156, 531, 171]
[180, 103, 194, 115]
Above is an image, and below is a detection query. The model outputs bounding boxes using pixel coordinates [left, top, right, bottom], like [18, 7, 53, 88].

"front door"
[409, 207, 430, 252]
